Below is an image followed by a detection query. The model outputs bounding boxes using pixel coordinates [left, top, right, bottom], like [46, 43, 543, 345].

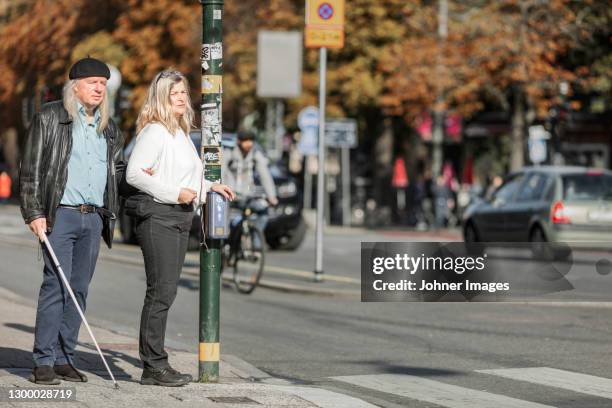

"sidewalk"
[0, 287, 376, 408]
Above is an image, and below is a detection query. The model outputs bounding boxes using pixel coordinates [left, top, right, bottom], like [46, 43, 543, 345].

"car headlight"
[277, 181, 297, 198]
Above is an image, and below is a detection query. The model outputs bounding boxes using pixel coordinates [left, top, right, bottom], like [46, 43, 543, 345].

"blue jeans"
[33, 207, 103, 367]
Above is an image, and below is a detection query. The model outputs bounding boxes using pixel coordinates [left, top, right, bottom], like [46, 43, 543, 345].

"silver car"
[463, 166, 612, 249]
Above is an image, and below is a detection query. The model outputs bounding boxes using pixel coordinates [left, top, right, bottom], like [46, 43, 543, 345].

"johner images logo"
[361, 242, 612, 302]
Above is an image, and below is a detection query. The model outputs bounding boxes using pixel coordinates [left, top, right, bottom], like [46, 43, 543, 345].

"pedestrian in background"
[0, 170, 11, 203]
[19, 58, 125, 385]
[433, 175, 452, 229]
[126, 69, 234, 387]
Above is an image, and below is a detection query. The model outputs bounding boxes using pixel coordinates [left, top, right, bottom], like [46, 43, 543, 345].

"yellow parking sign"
[305, 0, 345, 49]
[306, 0, 345, 28]
[305, 27, 344, 49]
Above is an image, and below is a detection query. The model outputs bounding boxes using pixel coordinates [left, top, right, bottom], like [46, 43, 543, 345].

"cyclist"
[222, 130, 278, 249]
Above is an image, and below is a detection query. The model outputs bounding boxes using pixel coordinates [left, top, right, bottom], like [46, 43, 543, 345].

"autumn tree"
[382, 0, 608, 171]
[1, 0, 608, 181]
[0, 0, 124, 182]
[0, 0, 123, 127]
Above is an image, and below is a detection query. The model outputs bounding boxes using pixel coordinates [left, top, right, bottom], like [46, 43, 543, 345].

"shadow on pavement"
[5, 323, 35, 334]
[177, 277, 199, 291]
[0, 346, 138, 381]
[352, 362, 460, 377]
[1, 323, 142, 381]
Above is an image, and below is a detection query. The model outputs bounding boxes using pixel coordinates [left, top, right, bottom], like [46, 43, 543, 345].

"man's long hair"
[136, 70, 194, 136]
[62, 79, 110, 133]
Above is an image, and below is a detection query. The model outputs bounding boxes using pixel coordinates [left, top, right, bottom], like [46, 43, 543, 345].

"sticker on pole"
[202, 75, 223, 94]
[211, 43, 222, 60]
[202, 107, 220, 127]
[203, 146, 222, 166]
[202, 44, 211, 61]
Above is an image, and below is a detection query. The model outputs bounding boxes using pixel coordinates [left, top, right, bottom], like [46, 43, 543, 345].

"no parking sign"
[305, 0, 345, 49]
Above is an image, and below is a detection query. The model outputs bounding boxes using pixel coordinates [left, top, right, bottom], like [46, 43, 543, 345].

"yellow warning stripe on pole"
[199, 342, 220, 362]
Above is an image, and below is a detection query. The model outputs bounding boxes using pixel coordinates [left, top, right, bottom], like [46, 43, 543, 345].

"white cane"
[41, 233, 119, 390]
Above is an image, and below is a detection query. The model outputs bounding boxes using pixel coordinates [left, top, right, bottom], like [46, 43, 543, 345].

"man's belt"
[59, 204, 116, 220]
[59, 204, 99, 213]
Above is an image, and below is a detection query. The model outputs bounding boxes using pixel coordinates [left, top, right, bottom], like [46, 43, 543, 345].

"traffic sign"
[305, 27, 344, 49]
[306, 0, 345, 27]
[528, 125, 550, 164]
[324, 119, 357, 148]
[305, 0, 345, 49]
[298, 106, 319, 129]
[298, 106, 320, 156]
[298, 128, 319, 156]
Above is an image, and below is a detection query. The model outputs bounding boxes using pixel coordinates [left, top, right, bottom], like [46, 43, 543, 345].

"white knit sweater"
[126, 123, 211, 204]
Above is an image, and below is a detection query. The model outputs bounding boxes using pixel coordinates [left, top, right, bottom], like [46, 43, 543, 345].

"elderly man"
[19, 57, 125, 385]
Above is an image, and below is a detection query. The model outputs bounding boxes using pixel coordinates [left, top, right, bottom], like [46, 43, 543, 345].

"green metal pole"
[199, 0, 223, 383]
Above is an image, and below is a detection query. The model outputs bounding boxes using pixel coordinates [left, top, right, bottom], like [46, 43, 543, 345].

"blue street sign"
[298, 106, 320, 156]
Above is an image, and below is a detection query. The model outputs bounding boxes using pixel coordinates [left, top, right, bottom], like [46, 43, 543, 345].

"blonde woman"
[126, 70, 234, 387]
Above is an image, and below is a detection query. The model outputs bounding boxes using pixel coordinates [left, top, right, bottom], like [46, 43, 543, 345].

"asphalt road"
[1, 206, 612, 407]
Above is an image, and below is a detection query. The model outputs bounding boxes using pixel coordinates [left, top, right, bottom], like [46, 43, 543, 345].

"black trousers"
[135, 201, 193, 369]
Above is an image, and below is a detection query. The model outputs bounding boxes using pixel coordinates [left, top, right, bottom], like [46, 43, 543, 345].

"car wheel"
[267, 216, 307, 251]
[529, 226, 553, 260]
[464, 222, 484, 255]
[530, 226, 571, 262]
[464, 222, 479, 243]
[280, 216, 307, 250]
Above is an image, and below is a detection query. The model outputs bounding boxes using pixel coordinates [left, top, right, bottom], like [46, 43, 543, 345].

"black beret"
[69, 57, 110, 80]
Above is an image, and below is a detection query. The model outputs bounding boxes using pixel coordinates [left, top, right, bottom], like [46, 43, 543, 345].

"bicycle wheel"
[233, 226, 265, 294]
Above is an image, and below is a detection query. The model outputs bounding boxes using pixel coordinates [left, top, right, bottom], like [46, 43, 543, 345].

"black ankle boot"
[166, 366, 193, 383]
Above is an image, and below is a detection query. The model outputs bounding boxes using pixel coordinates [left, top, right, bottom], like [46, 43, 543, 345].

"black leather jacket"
[19, 100, 125, 248]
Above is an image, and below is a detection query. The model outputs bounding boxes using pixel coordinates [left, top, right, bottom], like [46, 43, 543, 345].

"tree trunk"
[374, 118, 394, 208]
[510, 88, 525, 171]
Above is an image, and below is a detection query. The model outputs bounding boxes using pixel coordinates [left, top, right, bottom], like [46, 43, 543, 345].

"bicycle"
[221, 195, 268, 294]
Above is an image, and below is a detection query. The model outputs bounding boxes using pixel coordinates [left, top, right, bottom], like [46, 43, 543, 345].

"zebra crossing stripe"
[477, 367, 612, 399]
[331, 374, 554, 408]
[267, 385, 378, 408]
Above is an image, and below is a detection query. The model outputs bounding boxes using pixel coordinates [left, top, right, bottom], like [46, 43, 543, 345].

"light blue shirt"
[60, 103, 107, 207]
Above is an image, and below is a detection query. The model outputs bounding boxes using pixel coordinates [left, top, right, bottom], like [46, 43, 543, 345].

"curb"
[0, 286, 293, 388]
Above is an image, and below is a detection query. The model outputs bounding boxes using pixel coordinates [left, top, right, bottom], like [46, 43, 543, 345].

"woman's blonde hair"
[136, 70, 194, 135]
[63, 79, 110, 133]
